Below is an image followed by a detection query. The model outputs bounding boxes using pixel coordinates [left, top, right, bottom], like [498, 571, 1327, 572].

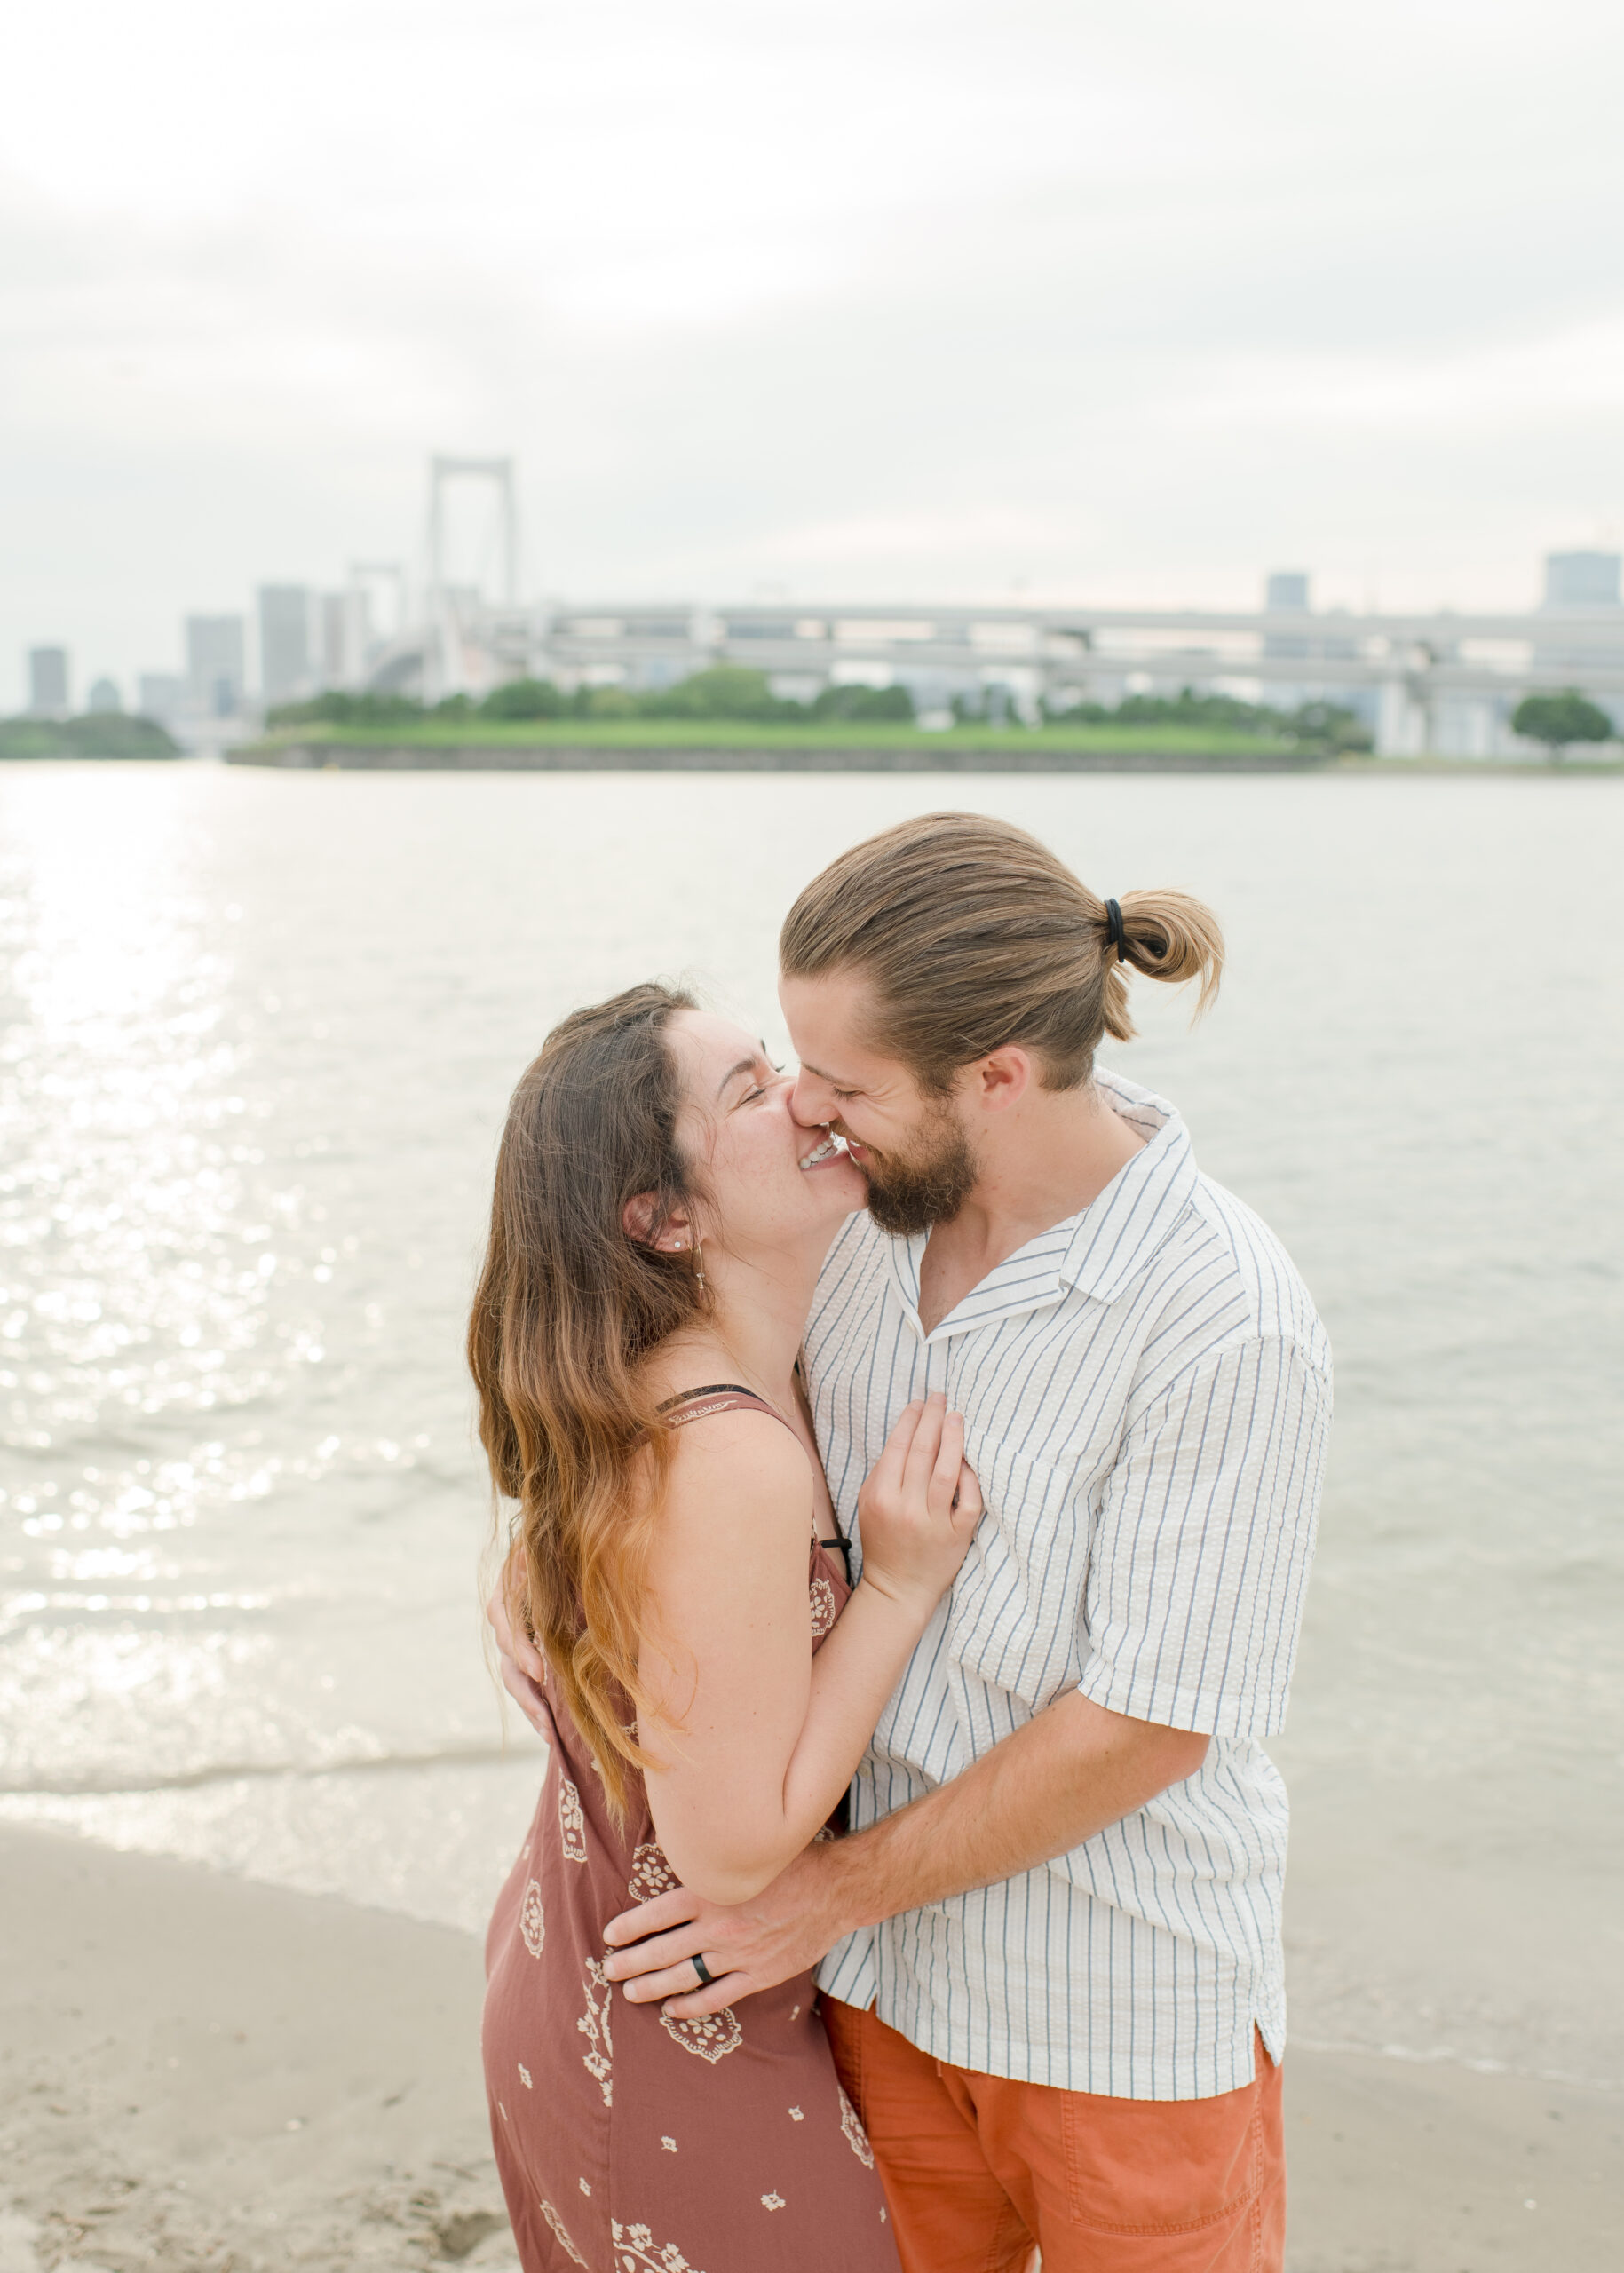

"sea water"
[1, 762, 1619, 2091]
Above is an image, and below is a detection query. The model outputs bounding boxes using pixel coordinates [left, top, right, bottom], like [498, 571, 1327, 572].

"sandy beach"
[2, 1826, 1617, 2273]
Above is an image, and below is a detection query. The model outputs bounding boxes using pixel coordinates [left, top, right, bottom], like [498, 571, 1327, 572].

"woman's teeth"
[799, 1134, 846, 1168]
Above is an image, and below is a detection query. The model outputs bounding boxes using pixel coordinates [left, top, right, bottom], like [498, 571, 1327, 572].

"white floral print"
[539, 2199, 587, 2266]
[838, 2082, 875, 2168]
[761, 2191, 786, 2211]
[658, 2005, 743, 2063]
[661, 2135, 677, 2152]
[809, 1572, 837, 1637]
[627, 1841, 680, 1902]
[518, 2063, 532, 2089]
[519, 1879, 545, 1959]
[612, 2219, 709, 2272]
[578, 1957, 614, 2106]
[558, 1776, 588, 1864]
[788, 2105, 804, 2120]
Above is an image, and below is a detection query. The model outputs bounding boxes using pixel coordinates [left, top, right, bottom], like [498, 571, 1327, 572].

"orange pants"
[822, 1999, 1285, 2273]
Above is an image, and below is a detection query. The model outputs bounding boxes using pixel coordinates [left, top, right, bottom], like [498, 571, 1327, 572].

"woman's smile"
[797, 1130, 849, 1171]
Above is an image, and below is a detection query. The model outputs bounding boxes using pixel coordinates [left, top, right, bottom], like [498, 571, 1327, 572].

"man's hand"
[487, 1556, 549, 1734]
[601, 1841, 852, 2018]
[604, 1691, 1208, 2019]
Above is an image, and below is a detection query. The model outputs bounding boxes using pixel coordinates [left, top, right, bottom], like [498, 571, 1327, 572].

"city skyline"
[18, 534, 1623, 765]
[20, 535, 1622, 726]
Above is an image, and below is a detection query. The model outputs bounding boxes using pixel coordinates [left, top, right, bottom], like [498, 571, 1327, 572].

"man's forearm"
[820, 1691, 1208, 1938]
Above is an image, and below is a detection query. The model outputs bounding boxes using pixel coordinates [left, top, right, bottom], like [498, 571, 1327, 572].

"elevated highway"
[363, 596, 1624, 756]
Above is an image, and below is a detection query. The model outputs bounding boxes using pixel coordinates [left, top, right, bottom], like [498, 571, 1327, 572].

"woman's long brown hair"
[467, 981, 708, 1815]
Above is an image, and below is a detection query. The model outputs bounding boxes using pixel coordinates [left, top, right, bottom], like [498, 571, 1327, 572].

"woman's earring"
[693, 1240, 706, 1294]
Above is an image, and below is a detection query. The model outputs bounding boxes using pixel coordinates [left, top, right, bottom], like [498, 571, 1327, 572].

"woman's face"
[666, 1009, 866, 1263]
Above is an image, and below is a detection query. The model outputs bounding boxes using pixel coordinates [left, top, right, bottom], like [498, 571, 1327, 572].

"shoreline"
[226, 741, 1326, 774]
[224, 741, 1621, 774]
[4, 1825, 1618, 2271]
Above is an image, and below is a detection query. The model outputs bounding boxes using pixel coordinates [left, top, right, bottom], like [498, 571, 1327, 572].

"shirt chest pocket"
[944, 1440, 1090, 1708]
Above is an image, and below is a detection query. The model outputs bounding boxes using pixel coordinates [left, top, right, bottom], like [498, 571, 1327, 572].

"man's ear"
[973, 1047, 1034, 1114]
[622, 1192, 693, 1251]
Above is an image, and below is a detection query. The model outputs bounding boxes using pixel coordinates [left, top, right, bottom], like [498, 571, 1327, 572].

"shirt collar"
[883, 1067, 1197, 1342]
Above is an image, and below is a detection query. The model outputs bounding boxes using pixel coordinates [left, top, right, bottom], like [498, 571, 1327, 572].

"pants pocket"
[1060, 2075, 1267, 2236]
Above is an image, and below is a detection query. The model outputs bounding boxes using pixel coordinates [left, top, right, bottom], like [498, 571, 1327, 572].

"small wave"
[0, 1743, 521, 1798]
[1291, 2032, 1621, 2098]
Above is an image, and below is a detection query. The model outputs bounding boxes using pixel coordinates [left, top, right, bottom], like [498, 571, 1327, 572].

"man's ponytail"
[1100, 889, 1225, 1043]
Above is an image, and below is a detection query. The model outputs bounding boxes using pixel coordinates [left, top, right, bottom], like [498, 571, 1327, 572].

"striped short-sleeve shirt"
[808, 1070, 1332, 2101]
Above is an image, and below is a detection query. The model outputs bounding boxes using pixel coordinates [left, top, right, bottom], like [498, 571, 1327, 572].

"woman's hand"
[487, 1548, 549, 1733]
[854, 1390, 982, 1614]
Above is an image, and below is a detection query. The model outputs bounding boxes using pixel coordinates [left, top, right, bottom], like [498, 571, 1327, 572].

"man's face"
[780, 970, 978, 1235]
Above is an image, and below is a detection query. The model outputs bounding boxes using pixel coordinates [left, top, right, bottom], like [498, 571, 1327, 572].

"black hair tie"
[1104, 897, 1128, 962]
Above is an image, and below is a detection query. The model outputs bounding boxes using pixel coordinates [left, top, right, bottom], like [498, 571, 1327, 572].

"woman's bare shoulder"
[664, 1396, 809, 1477]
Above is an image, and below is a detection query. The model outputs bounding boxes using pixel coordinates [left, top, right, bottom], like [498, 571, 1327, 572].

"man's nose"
[790, 1070, 829, 1125]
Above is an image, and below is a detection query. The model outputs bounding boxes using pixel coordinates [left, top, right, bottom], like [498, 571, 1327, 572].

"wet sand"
[1, 1826, 1617, 2272]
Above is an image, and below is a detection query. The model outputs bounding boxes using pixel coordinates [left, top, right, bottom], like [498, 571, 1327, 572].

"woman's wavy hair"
[467, 980, 709, 1816]
[780, 812, 1224, 1092]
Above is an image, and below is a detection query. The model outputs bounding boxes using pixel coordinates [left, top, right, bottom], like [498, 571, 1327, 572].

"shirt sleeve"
[1076, 1336, 1330, 1738]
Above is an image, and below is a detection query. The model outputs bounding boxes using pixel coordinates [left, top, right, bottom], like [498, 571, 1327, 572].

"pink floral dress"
[482, 1387, 899, 2273]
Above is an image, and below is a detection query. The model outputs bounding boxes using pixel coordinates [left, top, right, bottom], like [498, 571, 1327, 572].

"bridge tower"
[423, 455, 520, 701]
[427, 455, 519, 606]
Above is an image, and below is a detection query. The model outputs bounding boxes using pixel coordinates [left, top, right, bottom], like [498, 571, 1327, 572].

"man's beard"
[845, 1105, 978, 1236]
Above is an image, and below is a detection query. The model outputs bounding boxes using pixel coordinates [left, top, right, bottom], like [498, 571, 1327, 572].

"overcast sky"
[6, 0, 1624, 704]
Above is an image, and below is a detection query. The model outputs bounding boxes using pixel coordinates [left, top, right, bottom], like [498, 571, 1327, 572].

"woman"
[469, 982, 981, 2273]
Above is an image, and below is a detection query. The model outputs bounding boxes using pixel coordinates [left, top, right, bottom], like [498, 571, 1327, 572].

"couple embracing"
[471, 812, 1330, 2273]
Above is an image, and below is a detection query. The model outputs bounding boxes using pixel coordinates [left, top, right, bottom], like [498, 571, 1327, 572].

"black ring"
[1104, 897, 1128, 962]
[692, 1952, 717, 1989]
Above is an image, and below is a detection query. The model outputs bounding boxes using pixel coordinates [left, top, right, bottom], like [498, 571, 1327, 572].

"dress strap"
[657, 1383, 796, 1433]
[658, 1385, 852, 1569]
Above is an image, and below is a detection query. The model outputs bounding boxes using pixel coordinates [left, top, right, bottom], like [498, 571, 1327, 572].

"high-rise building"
[1264, 572, 1311, 613]
[88, 676, 122, 713]
[258, 585, 313, 703]
[1537, 551, 1624, 732]
[186, 616, 246, 717]
[1542, 551, 1621, 609]
[319, 590, 368, 687]
[138, 673, 185, 725]
[28, 646, 70, 717]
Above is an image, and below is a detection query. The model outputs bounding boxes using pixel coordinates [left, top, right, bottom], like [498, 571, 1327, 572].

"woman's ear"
[622, 1192, 694, 1252]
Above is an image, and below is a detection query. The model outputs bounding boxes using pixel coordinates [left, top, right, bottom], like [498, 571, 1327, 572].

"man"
[502, 813, 1330, 2271]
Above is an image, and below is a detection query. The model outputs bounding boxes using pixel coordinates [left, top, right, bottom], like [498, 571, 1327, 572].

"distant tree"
[1284, 700, 1372, 754]
[1115, 688, 1277, 733]
[809, 683, 915, 723]
[480, 677, 565, 719]
[265, 690, 424, 728]
[1041, 696, 1111, 725]
[953, 685, 1026, 725]
[1511, 689, 1613, 758]
[641, 666, 797, 723]
[1039, 687, 1370, 750]
[0, 713, 178, 758]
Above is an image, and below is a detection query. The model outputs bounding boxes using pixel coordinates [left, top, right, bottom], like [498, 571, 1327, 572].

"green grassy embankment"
[230, 718, 1317, 769]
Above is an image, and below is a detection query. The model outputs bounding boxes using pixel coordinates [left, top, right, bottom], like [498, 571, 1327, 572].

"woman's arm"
[638, 1394, 977, 1905]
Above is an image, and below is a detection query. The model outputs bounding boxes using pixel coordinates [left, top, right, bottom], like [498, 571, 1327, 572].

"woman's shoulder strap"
[658, 1383, 795, 1434]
